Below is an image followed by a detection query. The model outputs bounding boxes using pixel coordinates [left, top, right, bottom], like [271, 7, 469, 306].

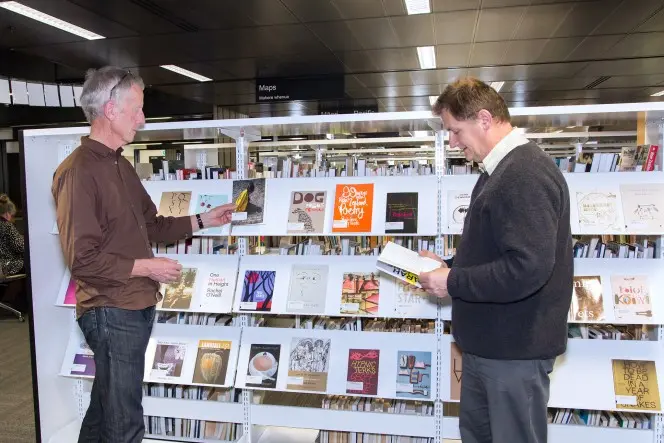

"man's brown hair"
[432, 77, 510, 123]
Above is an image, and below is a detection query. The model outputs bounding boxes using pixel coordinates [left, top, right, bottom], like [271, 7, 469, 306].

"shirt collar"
[81, 136, 123, 158]
[481, 127, 530, 175]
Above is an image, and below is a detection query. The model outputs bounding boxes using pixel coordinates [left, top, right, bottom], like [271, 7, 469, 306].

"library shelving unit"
[21, 102, 664, 443]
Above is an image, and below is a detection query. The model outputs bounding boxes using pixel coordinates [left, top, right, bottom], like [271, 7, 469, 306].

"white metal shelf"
[142, 397, 243, 423]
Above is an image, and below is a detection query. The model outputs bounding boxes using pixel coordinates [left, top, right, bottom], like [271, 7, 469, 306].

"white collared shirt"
[481, 127, 530, 175]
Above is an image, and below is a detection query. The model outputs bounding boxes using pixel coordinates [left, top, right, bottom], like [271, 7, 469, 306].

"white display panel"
[232, 254, 438, 319]
[236, 326, 437, 402]
[59, 85, 75, 107]
[144, 176, 438, 236]
[44, 84, 61, 107]
[27, 82, 46, 106]
[155, 254, 239, 314]
[441, 172, 664, 235]
[144, 324, 241, 388]
[0, 78, 10, 104]
[142, 396, 243, 423]
[10, 80, 28, 104]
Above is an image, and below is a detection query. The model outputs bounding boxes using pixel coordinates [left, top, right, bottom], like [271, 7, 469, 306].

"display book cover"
[192, 340, 232, 386]
[396, 351, 431, 399]
[612, 359, 661, 411]
[346, 349, 380, 395]
[569, 275, 605, 322]
[231, 178, 266, 225]
[245, 344, 281, 389]
[376, 241, 441, 287]
[384, 192, 418, 234]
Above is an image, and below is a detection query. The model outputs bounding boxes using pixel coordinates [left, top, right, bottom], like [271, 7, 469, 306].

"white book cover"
[619, 183, 664, 233]
[376, 241, 442, 288]
[447, 190, 471, 233]
[574, 188, 625, 233]
[286, 264, 329, 314]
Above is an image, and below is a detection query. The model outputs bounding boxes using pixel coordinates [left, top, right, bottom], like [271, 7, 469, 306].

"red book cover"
[346, 349, 379, 395]
[645, 145, 659, 171]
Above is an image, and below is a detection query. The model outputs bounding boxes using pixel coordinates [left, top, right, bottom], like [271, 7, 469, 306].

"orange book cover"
[332, 183, 374, 233]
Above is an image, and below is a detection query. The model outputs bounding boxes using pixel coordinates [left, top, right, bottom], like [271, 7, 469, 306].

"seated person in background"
[0, 193, 24, 276]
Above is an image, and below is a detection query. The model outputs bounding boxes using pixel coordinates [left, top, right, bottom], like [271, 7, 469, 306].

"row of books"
[568, 324, 655, 341]
[573, 236, 658, 259]
[144, 415, 241, 441]
[547, 408, 653, 429]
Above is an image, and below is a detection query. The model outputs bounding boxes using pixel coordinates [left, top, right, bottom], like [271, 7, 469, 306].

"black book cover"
[385, 192, 418, 234]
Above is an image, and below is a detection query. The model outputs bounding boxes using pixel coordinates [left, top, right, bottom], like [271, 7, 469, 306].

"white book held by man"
[376, 241, 442, 288]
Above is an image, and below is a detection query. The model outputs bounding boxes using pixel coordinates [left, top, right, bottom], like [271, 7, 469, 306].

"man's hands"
[132, 257, 182, 283]
[418, 250, 450, 298]
[194, 203, 236, 231]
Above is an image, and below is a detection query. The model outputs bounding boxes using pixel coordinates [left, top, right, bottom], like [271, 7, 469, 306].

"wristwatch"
[195, 213, 204, 229]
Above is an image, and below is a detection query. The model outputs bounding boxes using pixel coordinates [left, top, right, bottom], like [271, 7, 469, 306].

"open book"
[376, 241, 442, 288]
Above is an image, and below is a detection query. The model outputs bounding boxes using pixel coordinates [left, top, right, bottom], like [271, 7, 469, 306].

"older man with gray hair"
[52, 66, 234, 442]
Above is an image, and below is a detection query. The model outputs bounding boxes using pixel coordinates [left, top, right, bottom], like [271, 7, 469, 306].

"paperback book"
[197, 269, 235, 313]
[286, 337, 331, 392]
[619, 184, 664, 233]
[192, 340, 231, 386]
[286, 264, 329, 314]
[160, 268, 198, 310]
[332, 183, 374, 233]
[70, 339, 95, 377]
[447, 190, 471, 232]
[246, 344, 281, 389]
[232, 179, 265, 225]
[575, 190, 623, 232]
[450, 342, 462, 401]
[150, 341, 188, 381]
[569, 275, 605, 322]
[612, 275, 652, 322]
[376, 241, 441, 287]
[195, 194, 230, 235]
[384, 192, 418, 234]
[396, 351, 431, 399]
[612, 359, 661, 411]
[346, 348, 380, 396]
[340, 272, 380, 316]
[395, 281, 434, 318]
[157, 191, 192, 217]
[239, 270, 276, 312]
[287, 191, 327, 234]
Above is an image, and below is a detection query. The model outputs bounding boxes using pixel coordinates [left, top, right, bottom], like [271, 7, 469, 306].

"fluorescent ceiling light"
[0, 1, 104, 40]
[490, 81, 505, 92]
[416, 46, 436, 70]
[160, 65, 212, 82]
[651, 90, 664, 97]
[429, 95, 437, 106]
[404, 0, 431, 15]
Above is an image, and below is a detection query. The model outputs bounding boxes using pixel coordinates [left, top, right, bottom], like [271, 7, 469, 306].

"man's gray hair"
[80, 66, 145, 123]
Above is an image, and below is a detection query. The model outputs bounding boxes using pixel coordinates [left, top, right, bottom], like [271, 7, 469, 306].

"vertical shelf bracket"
[434, 129, 446, 443]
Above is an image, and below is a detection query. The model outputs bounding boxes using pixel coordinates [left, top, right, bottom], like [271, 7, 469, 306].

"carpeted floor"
[0, 313, 37, 443]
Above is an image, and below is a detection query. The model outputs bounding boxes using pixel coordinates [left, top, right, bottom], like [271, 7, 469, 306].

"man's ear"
[103, 100, 117, 121]
[476, 109, 493, 131]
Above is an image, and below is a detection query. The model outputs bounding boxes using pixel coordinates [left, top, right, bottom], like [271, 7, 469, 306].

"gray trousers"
[460, 353, 555, 443]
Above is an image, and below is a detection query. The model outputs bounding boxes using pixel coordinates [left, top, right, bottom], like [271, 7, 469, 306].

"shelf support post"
[434, 128, 446, 443]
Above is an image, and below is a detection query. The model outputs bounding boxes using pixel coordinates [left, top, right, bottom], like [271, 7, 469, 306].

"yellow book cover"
[612, 359, 661, 411]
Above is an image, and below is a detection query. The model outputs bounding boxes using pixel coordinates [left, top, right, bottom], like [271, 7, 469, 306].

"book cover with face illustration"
[246, 344, 281, 389]
[232, 179, 265, 225]
[286, 264, 329, 314]
[385, 192, 418, 234]
[160, 268, 197, 310]
[157, 191, 192, 217]
[287, 191, 326, 234]
[150, 341, 187, 380]
[192, 340, 231, 386]
[286, 337, 331, 392]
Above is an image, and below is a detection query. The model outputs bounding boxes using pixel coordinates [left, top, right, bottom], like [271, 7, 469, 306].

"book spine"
[644, 145, 659, 171]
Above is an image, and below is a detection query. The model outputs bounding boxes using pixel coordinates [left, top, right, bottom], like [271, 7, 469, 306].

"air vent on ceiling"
[584, 76, 611, 90]
[129, 0, 199, 32]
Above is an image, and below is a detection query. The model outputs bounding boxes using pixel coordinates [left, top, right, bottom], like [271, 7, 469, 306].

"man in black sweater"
[420, 78, 573, 443]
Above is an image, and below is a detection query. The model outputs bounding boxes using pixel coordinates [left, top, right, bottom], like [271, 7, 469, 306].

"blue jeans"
[77, 306, 155, 443]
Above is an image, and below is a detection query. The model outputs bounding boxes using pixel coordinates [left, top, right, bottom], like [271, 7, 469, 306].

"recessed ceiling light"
[429, 95, 437, 106]
[416, 46, 436, 70]
[160, 65, 212, 82]
[404, 0, 431, 15]
[0, 1, 105, 40]
[651, 90, 664, 97]
[490, 81, 505, 92]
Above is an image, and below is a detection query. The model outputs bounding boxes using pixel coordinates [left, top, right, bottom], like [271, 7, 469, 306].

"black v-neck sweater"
[448, 141, 574, 360]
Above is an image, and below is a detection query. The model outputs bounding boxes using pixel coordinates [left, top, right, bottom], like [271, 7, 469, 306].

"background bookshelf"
[22, 103, 664, 443]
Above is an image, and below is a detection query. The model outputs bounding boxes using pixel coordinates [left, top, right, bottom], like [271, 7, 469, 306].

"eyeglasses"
[109, 71, 131, 101]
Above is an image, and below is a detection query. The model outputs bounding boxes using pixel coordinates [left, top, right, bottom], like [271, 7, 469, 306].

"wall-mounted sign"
[256, 76, 344, 102]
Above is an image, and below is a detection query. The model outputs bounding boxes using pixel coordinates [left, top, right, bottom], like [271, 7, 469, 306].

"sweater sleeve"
[447, 170, 562, 304]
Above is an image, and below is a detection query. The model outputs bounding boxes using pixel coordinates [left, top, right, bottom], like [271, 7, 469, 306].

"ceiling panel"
[433, 0, 481, 12]
[140, 0, 255, 30]
[552, 0, 621, 38]
[475, 6, 527, 42]
[577, 57, 664, 77]
[513, 3, 574, 40]
[334, 51, 380, 71]
[279, 0, 344, 21]
[436, 44, 472, 68]
[565, 34, 625, 61]
[408, 70, 442, 86]
[382, 71, 417, 86]
[503, 39, 549, 65]
[352, 73, 389, 88]
[391, 15, 436, 47]
[307, 22, 364, 51]
[346, 18, 401, 49]
[536, 37, 585, 62]
[432, 10, 477, 45]
[592, 0, 664, 35]
[638, 8, 664, 32]
[437, 68, 469, 82]
[235, 0, 299, 26]
[367, 48, 420, 71]
[609, 32, 664, 59]
[469, 42, 509, 65]
[599, 74, 664, 88]
[331, 0, 387, 20]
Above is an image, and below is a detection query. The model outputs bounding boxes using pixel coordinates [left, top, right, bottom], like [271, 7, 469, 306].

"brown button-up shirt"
[52, 136, 192, 318]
